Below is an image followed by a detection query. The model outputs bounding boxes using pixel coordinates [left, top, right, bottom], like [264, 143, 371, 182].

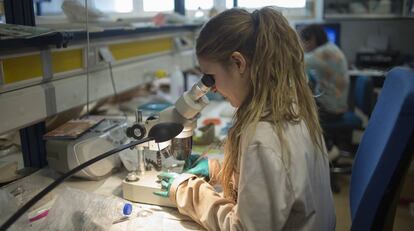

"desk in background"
[349, 68, 387, 88]
[347, 68, 387, 113]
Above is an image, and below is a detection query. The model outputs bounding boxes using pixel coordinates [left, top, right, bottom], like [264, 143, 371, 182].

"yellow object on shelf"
[154, 69, 168, 78]
[109, 37, 172, 61]
[52, 49, 83, 74]
[2, 54, 42, 84]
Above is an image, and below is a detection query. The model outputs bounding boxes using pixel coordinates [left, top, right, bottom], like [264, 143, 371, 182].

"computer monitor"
[295, 23, 341, 48]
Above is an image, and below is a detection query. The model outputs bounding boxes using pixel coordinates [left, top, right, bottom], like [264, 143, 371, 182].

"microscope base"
[122, 170, 176, 208]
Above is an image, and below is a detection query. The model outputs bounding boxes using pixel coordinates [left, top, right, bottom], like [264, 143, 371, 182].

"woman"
[155, 7, 335, 230]
[299, 24, 350, 124]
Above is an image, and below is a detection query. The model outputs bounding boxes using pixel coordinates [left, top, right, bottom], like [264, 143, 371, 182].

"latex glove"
[183, 154, 209, 179]
[153, 172, 179, 198]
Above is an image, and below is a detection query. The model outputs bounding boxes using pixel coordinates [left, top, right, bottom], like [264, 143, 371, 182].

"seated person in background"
[299, 24, 350, 150]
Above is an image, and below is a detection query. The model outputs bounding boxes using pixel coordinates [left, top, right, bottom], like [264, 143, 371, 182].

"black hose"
[0, 137, 152, 231]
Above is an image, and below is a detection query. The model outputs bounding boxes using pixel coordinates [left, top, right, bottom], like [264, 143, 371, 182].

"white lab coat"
[168, 120, 336, 231]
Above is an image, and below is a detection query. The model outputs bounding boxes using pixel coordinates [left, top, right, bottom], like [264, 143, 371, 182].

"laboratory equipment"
[355, 51, 401, 70]
[122, 74, 215, 207]
[46, 118, 128, 180]
[0, 122, 183, 230]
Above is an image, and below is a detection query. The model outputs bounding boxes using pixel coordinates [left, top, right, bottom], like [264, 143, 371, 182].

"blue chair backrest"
[350, 67, 414, 231]
[354, 75, 374, 116]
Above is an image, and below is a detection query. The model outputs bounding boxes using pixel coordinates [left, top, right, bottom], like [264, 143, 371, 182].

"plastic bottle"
[170, 65, 185, 103]
[106, 196, 133, 223]
[80, 195, 133, 230]
[0, 189, 30, 230]
[40, 187, 133, 231]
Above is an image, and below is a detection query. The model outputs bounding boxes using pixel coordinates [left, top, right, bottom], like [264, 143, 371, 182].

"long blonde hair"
[196, 7, 324, 199]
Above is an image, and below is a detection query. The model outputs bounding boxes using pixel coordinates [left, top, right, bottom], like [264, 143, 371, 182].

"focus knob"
[126, 124, 146, 140]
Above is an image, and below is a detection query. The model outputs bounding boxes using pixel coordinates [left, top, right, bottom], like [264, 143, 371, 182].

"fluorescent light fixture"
[115, 0, 133, 13]
[94, 0, 133, 13]
[226, 0, 234, 8]
[238, 0, 306, 8]
[275, 0, 306, 8]
[143, 0, 174, 12]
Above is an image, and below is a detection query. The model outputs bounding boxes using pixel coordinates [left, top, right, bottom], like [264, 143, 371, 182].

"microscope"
[122, 74, 215, 207]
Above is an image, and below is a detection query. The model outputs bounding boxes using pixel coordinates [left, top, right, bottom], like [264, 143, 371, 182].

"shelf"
[0, 23, 73, 50]
[70, 24, 201, 42]
[0, 22, 200, 135]
[0, 24, 201, 52]
[0, 49, 195, 135]
[324, 13, 405, 20]
[323, 0, 409, 20]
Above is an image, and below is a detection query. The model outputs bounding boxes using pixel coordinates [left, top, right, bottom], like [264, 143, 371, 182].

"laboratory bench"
[0, 100, 233, 230]
[1, 166, 204, 231]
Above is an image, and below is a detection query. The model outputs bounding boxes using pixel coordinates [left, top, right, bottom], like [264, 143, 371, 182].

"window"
[35, 0, 134, 16]
[236, 0, 315, 19]
[0, 1, 3, 23]
[35, 0, 64, 15]
[143, 0, 174, 12]
[185, 0, 214, 10]
[238, 0, 306, 8]
[226, 0, 234, 9]
[93, 0, 133, 13]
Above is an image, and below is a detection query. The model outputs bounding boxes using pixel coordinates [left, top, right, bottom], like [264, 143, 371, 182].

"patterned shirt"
[305, 43, 350, 114]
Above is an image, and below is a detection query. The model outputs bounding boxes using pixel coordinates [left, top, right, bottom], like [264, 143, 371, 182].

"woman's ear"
[231, 51, 247, 74]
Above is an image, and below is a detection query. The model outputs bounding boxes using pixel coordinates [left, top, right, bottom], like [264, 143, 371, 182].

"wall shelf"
[0, 25, 199, 135]
[324, 13, 404, 20]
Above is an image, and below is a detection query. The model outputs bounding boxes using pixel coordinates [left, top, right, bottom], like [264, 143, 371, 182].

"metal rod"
[85, 0, 90, 117]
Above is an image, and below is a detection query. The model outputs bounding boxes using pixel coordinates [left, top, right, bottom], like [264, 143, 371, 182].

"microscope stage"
[122, 170, 176, 207]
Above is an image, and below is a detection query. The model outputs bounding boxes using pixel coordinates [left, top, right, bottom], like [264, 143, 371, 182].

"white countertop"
[2, 167, 204, 231]
[348, 68, 387, 77]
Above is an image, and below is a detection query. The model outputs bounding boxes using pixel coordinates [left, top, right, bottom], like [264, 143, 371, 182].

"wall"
[329, 19, 414, 64]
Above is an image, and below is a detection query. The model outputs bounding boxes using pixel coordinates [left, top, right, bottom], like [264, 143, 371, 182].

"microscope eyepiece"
[187, 74, 215, 101]
[201, 74, 215, 87]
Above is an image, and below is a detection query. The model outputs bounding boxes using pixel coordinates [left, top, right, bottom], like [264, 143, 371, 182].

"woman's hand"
[153, 172, 180, 198]
[183, 154, 209, 179]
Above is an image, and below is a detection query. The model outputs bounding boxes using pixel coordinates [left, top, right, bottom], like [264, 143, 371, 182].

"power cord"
[0, 138, 152, 231]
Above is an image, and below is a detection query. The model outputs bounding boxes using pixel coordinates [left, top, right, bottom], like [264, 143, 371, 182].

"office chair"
[354, 75, 375, 117]
[324, 75, 374, 149]
[322, 75, 374, 193]
[350, 67, 414, 231]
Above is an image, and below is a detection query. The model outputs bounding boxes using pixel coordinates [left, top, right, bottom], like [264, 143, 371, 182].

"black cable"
[0, 137, 152, 231]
